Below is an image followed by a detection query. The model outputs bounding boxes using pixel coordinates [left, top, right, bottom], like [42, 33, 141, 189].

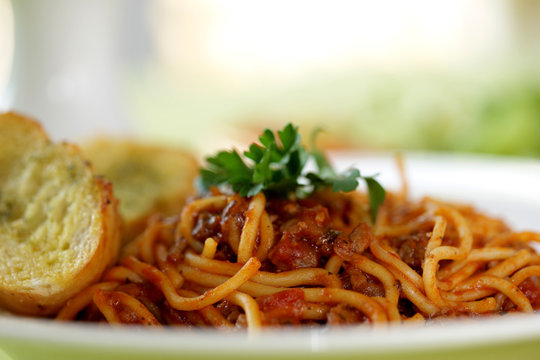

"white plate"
[0, 151, 539, 360]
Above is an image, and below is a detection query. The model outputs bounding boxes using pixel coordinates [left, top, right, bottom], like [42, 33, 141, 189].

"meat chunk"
[269, 206, 335, 271]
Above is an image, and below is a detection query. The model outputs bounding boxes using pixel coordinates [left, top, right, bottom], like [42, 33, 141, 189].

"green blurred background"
[1, 0, 540, 157]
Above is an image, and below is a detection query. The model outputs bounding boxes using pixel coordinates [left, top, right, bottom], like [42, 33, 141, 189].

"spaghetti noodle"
[56, 174, 540, 330]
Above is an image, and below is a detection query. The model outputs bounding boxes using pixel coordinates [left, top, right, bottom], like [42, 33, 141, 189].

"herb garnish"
[198, 123, 386, 223]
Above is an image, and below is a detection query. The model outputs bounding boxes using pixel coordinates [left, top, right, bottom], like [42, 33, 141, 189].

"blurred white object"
[0, 0, 13, 109]
[8, 0, 135, 141]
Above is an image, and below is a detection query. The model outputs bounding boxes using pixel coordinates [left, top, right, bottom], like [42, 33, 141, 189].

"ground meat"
[343, 264, 385, 297]
[190, 195, 249, 261]
[114, 283, 166, 323]
[257, 289, 305, 325]
[192, 211, 221, 242]
[327, 304, 367, 325]
[116, 282, 165, 304]
[391, 232, 430, 273]
[220, 195, 249, 247]
[268, 234, 319, 270]
[398, 298, 418, 318]
[215, 300, 242, 323]
[268, 206, 335, 271]
[161, 302, 207, 326]
[519, 278, 540, 310]
[334, 223, 372, 259]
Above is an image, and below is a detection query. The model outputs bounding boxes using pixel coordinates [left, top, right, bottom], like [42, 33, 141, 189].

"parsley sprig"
[198, 123, 386, 223]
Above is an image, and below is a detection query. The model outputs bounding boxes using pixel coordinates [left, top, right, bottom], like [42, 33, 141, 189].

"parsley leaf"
[198, 123, 386, 223]
[364, 176, 386, 224]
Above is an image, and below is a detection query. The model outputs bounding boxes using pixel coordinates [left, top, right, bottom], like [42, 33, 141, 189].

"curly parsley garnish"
[198, 123, 386, 223]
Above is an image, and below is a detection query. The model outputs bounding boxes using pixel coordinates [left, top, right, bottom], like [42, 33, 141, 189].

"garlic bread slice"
[0, 112, 120, 315]
[82, 138, 197, 242]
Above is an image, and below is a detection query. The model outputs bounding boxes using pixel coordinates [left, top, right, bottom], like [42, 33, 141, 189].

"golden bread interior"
[82, 138, 198, 241]
[0, 112, 120, 315]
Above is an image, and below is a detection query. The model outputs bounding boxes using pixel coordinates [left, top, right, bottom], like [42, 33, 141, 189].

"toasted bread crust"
[0, 112, 120, 315]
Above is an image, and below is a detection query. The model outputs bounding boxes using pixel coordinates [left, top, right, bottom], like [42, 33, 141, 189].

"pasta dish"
[52, 126, 540, 332]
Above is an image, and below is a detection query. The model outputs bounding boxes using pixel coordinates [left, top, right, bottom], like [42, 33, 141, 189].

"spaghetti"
[56, 176, 540, 330]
